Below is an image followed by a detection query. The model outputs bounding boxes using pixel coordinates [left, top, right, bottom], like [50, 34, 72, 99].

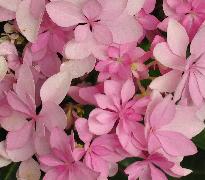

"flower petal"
[46, 1, 84, 27]
[167, 19, 189, 58]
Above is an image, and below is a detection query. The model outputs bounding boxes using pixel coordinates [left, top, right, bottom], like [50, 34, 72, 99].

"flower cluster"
[0, 0, 205, 180]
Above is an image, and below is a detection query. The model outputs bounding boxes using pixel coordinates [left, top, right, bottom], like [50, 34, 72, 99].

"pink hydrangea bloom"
[46, 0, 143, 59]
[145, 94, 197, 156]
[96, 43, 150, 81]
[88, 79, 150, 155]
[5, 64, 67, 161]
[39, 128, 99, 180]
[76, 118, 127, 179]
[161, 0, 205, 39]
[150, 19, 205, 107]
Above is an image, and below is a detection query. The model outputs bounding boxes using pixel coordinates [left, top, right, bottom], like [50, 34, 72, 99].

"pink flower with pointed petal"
[145, 93, 197, 156]
[125, 152, 174, 180]
[96, 43, 150, 81]
[76, 118, 127, 179]
[161, 0, 205, 39]
[39, 128, 99, 180]
[150, 19, 205, 107]
[5, 64, 67, 161]
[88, 79, 150, 155]
[46, 0, 143, 59]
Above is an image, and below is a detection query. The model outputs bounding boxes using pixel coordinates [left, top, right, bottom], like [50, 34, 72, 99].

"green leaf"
[0, 163, 19, 180]
[193, 129, 205, 150]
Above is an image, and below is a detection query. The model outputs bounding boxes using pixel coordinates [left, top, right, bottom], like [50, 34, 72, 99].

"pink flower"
[5, 64, 67, 161]
[161, 0, 205, 39]
[135, 0, 160, 40]
[46, 0, 143, 59]
[145, 93, 197, 156]
[39, 128, 99, 180]
[95, 43, 150, 81]
[150, 19, 205, 106]
[23, 14, 72, 77]
[125, 152, 174, 180]
[0, 0, 45, 42]
[88, 79, 150, 155]
[76, 118, 127, 179]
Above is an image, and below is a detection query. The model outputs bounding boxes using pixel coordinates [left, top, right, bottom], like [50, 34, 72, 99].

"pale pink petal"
[6, 121, 33, 149]
[16, 0, 45, 42]
[153, 42, 186, 70]
[88, 108, 117, 135]
[75, 118, 93, 143]
[99, 0, 127, 21]
[82, 0, 102, 20]
[30, 0, 45, 19]
[108, 14, 143, 44]
[0, 0, 20, 11]
[149, 70, 182, 92]
[93, 24, 113, 45]
[0, 56, 8, 81]
[195, 71, 205, 98]
[156, 130, 197, 156]
[46, 1, 85, 27]
[50, 128, 69, 153]
[174, 72, 189, 103]
[74, 25, 89, 42]
[70, 162, 99, 180]
[196, 104, 205, 121]
[64, 39, 91, 59]
[60, 56, 96, 79]
[149, 95, 176, 129]
[95, 94, 116, 111]
[150, 164, 168, 180]
[167, 19, 189, 58]
[15, 64, 35, 105]
[189, 73, 203, 106]
[7, 139, 35, 162]
[162, 105, 205, 138]
[0, 7, 15, 21]
[39, 154, 64, 166]
[125, 0, 145, 15]
[39, 102, 67, 130]
[1, 111, 27, 131]
[121, 79, 135, 104]
[143, 0, 156, 13]
[34, 132, 50, 156]
[43, 169, 59, 180]
[138, 14, 159, 30]
[79, 86, 102, 105]
[104, 80, 122, 97]
[17, 158, 41, 180]
[7, 91, 32, 116]
[40, 71, 72, 104]
[191, 25, 205, 56]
